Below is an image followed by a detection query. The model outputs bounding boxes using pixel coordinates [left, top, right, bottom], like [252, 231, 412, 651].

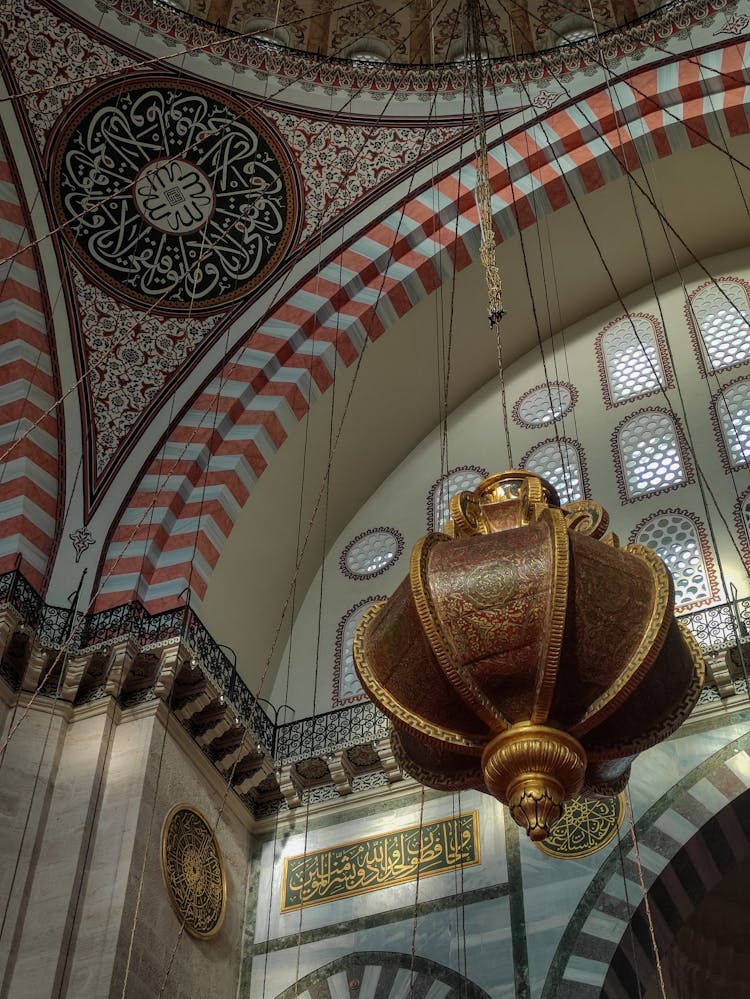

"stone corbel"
[234, 757, 275, 796]
[104, 637, 141, 698]
[373, 736, 404, 783]
[327, 751, 353, 796]
[278, 764, 302, 809]
[0, 607, 22, 661]
[706, 651, 736, 698]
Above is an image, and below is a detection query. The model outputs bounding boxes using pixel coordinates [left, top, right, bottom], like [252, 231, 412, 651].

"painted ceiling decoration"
[96, 35, 750, 611]
[50, 77, 298, 312]
[0, 121, 61, 593]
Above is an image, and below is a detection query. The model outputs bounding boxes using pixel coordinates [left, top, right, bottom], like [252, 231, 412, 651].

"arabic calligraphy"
[281, 811, 479, 911]
[51, 78, 296, 311]
[537, 794, 624, 859]
[161, 805, 226, 938]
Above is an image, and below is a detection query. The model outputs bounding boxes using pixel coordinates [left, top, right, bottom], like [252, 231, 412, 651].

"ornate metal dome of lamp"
[353, 471, 705, 842]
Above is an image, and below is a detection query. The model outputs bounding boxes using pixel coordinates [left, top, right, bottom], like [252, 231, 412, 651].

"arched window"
[596, 313, 672, 407]
[520, 438, 588, 505]
[734, 488, 750, 572]
[613, 408, 691, 503]
[630, 511, 718, 610]
[712, 377, 750, 471]
[688, 277, 750, 376]
[426, 465, 488, 532]
[333, 597, 386, 707]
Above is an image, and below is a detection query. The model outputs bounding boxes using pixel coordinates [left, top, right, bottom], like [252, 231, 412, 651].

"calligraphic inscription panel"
[161, 805, 227, 938]
[537, 794, 624, 859]
[281, 811, 479, 912]
[51, 78, 297, 312]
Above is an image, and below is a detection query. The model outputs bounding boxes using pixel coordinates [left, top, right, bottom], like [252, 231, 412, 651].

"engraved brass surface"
[281, 811, 479, 911]
[536, 793, 625, 859]
[353, 469, 704, 844]
[161, 804, 227, 939]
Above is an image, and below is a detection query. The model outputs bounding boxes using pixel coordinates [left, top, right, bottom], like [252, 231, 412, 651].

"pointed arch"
[96, 44, 750, 611]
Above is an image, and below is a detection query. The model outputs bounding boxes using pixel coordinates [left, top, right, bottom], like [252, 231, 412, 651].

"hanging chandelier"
[353, 472, 705, 841]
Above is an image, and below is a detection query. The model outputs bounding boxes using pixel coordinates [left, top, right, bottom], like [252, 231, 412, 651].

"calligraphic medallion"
[281, 811, 479, 912]
[161, 805, 227, 938]
[51, 77, 297, 312]
[536, 794, 625, 859]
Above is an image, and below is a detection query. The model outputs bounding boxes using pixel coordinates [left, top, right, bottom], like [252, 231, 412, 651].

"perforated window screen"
[340, 528, 403, 579]
[618, 411, 686, 498]
[428, 467, 486, 531]
[716, 380, 750, 468]
[602, 316, 664, 403]
[691, 280, 750, 373]
[521, 440, 584, 505]
[335, 599, 383, 705]
[516, 383, 575, 427]
[634, 514, 711, 607]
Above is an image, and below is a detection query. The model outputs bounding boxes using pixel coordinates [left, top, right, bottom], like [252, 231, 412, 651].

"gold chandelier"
[353, 472, 705, 841]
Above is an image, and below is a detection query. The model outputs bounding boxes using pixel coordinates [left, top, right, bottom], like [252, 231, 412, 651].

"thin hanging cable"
[0, 0, 456, 470]
[578, 0, 749, 599]
[625, 790, 667, 999]
[409, 785, 427, 991]
[487, 0, 749, 571]
[484, 0, 572, 493]
[615, 806, 644, 999]
[466, 0, 513, 467]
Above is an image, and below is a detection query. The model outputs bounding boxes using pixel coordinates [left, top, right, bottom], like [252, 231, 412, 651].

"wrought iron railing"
[2, 569, 748, 763]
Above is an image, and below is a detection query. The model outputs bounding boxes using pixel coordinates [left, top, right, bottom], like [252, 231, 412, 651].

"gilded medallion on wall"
[161, 804, 227, 938]
[536, 794, 625, 859]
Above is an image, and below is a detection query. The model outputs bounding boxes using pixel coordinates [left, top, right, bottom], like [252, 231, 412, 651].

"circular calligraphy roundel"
[51, 78, 297, 312]
[161, 804, 227, 938]
[536, 793, 625, 859]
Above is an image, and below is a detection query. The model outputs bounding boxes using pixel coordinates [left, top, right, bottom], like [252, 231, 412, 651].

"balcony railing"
[2, 569, 748, 764]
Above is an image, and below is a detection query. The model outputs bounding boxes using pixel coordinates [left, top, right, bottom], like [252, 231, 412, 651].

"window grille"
[513, 382, 577, 428]
[689, 278, 750, 374]
[598, 314, 668, 405]
[427, 466, 487, 532]
[520, 439, 586, 505]
[714, 378, 750, 469]
[333, 598, 385, 706]
[340, 528, 403, 579]
[615, 409, 688, 501]
[632, 512, 714, 608]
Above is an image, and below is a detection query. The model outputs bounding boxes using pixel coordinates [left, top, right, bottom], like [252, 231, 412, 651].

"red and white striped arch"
[96, 43, 750, 611]
[0, 125, 60, 593]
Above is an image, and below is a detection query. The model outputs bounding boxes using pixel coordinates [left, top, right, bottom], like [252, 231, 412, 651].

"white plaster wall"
[270, 247, 750, 715]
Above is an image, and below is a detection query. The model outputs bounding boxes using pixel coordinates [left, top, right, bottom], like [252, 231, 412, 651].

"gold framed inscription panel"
[281, 810, 480, 912]
[161, 804, 227, 939]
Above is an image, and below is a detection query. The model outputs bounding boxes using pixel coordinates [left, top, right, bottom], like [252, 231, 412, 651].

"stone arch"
[275, 949, 493, 998]
[541, 730, 750, 998]
[96, 43, 750, 612]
